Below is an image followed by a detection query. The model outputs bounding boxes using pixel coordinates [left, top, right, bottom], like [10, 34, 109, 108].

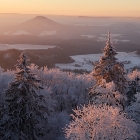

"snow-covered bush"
[65, 104, 138, 140]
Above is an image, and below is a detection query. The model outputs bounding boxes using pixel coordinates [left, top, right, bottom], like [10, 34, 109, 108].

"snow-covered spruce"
[0, 52, 49, 140]
[65, 104, 138, 140]
[92, 31, 126, 93]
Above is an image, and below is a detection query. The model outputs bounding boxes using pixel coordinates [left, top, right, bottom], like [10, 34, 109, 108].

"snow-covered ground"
[12, 31, 31, 35]
[56, 52, 140, 71]
[0, 44, 56, 50]
[101, 34, 122, 37]
[39, 31, 57, 36]
[97, 34, 130, 42]
[4, 31, 31, 35]
[97, 37, 130, 42]
[81, 35, 95, 38]
[79, 33, 130, 43]
[4, 30, 57, 36]
[74, 23, 113, 26]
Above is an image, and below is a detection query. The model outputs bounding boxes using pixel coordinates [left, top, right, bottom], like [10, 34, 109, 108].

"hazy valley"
[0, 14, 140, 71]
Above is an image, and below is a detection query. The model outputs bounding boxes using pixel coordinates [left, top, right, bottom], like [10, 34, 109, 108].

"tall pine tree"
[0, 52, 49, 140]
[92, 31, 126, 93]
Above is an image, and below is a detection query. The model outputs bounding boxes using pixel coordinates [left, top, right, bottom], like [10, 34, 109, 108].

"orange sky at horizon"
[0, 0, 140, 17]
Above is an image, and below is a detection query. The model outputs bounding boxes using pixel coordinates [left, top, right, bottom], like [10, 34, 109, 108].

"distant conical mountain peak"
[7, 15, 64, 36]
[34, 16, 48, 20]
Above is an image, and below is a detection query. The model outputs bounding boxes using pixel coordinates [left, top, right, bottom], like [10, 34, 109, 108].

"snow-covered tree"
[89, 81, 127, 109]
[30, 64, 94, 113]
[127, 70, 140, 105]
[0, 52, 49, 140]
[47, 111, 70, 140]
[92, 31, 126, 93]
[0, 68, 14, 104]
[65, 104, 138, 140]
[126, 92, 140, 138]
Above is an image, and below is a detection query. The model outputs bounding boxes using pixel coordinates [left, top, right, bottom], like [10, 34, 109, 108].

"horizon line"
[0, 13, 140, 18]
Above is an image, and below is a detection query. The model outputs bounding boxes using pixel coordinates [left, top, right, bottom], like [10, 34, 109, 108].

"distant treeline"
[0, 37, 140, 70]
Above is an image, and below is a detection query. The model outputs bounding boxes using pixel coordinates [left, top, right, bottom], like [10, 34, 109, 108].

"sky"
[1, 0, 140, 17]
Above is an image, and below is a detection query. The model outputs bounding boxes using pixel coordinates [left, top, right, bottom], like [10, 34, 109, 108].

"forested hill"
[0, 39, 140, 70]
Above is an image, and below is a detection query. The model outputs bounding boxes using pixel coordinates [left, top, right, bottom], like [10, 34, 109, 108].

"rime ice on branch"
[65, 104, 138, 140]
[92, 31, 126, 93]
